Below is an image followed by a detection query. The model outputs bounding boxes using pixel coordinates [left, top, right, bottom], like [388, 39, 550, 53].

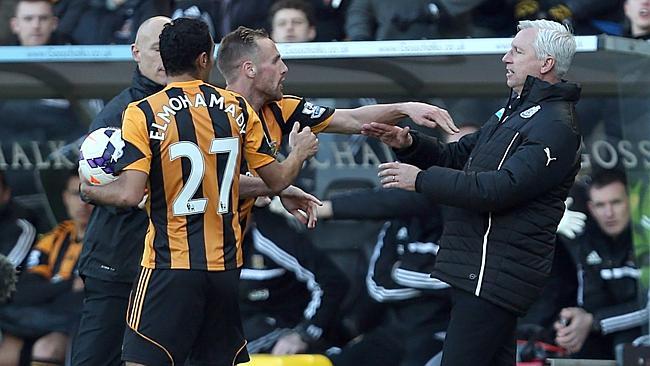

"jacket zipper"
[474, 132, 520, 296]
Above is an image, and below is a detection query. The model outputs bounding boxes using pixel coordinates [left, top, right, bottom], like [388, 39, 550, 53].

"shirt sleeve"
[275, 96, 335, 135]
[243, 103, 276, 170]
[116, 103, 151, 174]
[25, 234, 53, 279]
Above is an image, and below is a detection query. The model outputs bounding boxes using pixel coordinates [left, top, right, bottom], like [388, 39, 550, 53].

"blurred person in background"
[171, 0, 274, 41]
[513, 0, 625, 35]
[270, 0, 317, 43]
[344, 0, 490, 40]
[70, 16, 170, 366]
[64, 0, 172, 44]
[553, 170, 642, 361]
[0, 171, 37, 273]
[7, 0, 66, 46]
[240, 205, 349, 356]
[319, 187, 451, 366]
[0, 169, 91, 366]
[0, 0, 86, 232]
[623, 0, 650, 39]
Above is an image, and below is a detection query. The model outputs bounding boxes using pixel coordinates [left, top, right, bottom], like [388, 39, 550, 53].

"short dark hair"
[589, 169, 627, 193]
[159, 18, 213, 77]
[269, 0, 316, 27]
[14, 0, 53, 15]
[216, 26, 269, 83]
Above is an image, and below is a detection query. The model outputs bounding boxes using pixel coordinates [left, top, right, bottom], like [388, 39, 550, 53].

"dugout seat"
[245, 354, 333, 366]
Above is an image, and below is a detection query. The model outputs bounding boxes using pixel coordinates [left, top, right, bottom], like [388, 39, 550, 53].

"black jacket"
[329, 188, 452, 333]
[566, 224, 642, 336]
[77, 69, 163, 283]
[397, 76, 582, 315]
[240, 208, 349, 352]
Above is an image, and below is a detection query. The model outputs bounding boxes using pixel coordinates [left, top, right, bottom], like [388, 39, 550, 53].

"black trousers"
[71, 277, 132, 366]
[440, 288, 517, 366]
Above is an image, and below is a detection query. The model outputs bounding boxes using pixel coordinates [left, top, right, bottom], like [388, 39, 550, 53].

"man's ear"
[131, 44, 140, 62]
[243, 60, 256, 77]
[196, 51, 210, 69]
[307, 26, 316, 42]
[9, 17, 18, 34]
[541, 56, 556, 75]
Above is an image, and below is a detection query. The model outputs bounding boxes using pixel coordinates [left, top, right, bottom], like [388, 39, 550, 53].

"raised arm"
[325, 102, 458, 135]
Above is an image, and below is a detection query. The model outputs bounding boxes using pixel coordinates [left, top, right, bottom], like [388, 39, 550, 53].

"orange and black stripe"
[119, 80, 275, 271]
[238, 95, 336, 227]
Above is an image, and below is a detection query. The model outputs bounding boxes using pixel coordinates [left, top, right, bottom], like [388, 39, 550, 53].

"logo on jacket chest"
[586, 250, 602, 265]
[520, 105, 541, 119]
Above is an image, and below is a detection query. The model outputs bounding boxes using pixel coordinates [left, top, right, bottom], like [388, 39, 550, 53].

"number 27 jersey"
[118, 80, 275, 271]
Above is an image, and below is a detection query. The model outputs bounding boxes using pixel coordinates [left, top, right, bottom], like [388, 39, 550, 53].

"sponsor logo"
[586, 250, 602, 265]
[544, 147, 557, 166]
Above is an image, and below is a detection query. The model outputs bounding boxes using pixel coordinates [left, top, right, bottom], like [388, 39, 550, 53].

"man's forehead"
[16, 1, 52, 16]
[512, 28, 536, 48]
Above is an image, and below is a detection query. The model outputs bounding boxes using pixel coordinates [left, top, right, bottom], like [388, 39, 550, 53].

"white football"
[79, 127, 125, 185]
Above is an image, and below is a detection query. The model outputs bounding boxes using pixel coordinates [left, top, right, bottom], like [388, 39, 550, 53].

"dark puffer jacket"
[396, 76, 581, 315]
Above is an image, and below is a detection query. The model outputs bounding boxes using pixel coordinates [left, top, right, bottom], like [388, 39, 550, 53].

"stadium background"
[0, 1, 649, 364]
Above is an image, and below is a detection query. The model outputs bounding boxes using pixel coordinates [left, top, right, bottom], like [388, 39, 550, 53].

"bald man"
[71, 16, 171, 366]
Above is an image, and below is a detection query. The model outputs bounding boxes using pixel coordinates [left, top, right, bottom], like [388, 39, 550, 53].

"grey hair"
[518, 19, 576, 78]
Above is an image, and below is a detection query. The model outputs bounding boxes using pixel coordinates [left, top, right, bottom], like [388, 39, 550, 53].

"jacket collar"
[131, 67, 164, 96]
[517, 75, 581, 105]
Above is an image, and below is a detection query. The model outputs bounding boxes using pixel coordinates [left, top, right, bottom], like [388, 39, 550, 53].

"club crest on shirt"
[520, 105, 541, 119]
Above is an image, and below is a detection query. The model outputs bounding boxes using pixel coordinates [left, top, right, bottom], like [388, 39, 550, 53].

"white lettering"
[157, 105, 176, 124]
[209, 94, 224, 109]
[195, 93, 207, 108]
[149, 131, 165, 141]
[30, 141, 49, 169]
[618, 140, 637, 169]
[178, 94, 191, 109]
[225, 104, 236, 118]
[11, 143, 32, 169]
[169, 97, 183, 111]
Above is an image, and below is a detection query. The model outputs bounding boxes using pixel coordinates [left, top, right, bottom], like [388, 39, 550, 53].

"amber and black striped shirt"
[239, 95, 335, 224]
[119, 80, 275, 271]
[27, 220, 81, 281]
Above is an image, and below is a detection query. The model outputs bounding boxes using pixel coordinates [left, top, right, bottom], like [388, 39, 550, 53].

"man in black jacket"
[365, 19, 582, 365]
[318, 188, 451, 366]
[70, 16, 170, 366]
[554, 170, 640, 360]
[241, 206, 349, 355]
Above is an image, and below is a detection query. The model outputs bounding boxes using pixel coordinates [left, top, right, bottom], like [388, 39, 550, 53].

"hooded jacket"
[397, 76, 582, 314]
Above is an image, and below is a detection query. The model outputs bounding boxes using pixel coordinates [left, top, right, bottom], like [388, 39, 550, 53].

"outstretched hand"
[377, 162, 421, 191]
[402, 102, 459, 135]
[279, 185, 323, 229]
[361, 123, 413, 149]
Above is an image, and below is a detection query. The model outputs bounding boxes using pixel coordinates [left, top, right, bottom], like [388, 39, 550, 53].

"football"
[78, 127, 125, 185]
